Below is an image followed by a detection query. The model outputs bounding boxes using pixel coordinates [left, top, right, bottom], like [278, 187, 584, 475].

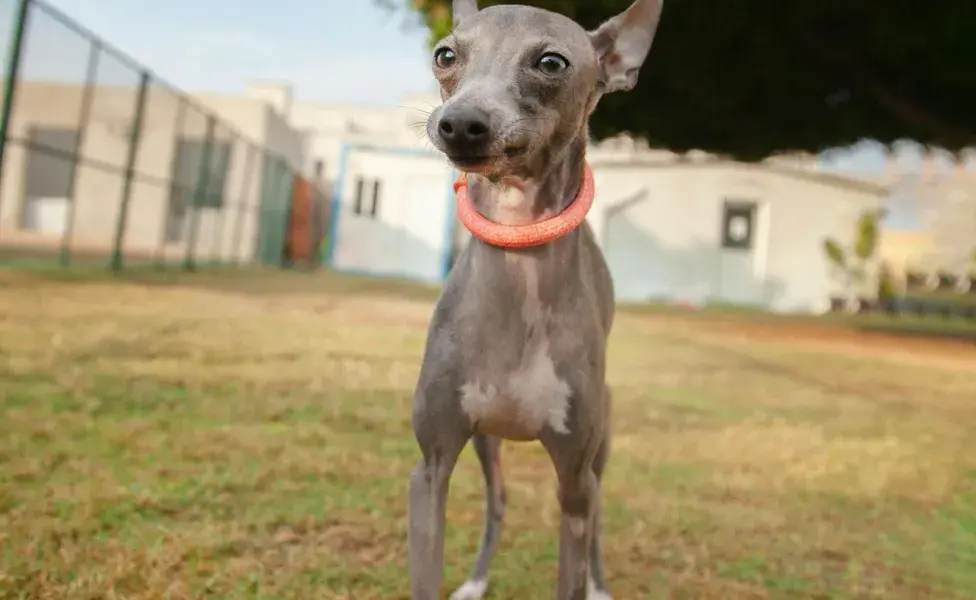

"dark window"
[166, 138, 232, 242]
[203, 141, 232, 208]
[24, 127, 78, 199]
[164, 184, 188, 243]
[352, 176, 381, 218]
[721, 200, 756, 250]
[171, 138, 232, 209]
[21, 127, 80, 230]
[370, 179, 381, 217]
[353, 177, 365, 215]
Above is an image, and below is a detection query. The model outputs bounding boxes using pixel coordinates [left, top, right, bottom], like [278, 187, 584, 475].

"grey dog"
[409, 1, 664, 598]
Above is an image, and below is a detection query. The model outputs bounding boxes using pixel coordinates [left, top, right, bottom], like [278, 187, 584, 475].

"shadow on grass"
[1, 261, 442, 303]
[854, 319, 976, 344]
[6, 261, 976, 345]
[622, 300, 976, 345]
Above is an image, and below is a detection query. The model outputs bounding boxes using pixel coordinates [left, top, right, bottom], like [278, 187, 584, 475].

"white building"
[234, 82, 891, 313]
[586, 154, 887, 312]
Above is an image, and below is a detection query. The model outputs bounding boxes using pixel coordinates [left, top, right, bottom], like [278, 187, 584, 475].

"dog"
[408, 1, 664, 598]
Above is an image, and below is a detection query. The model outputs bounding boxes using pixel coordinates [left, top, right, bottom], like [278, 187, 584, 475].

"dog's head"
[426, 0, 664, 179]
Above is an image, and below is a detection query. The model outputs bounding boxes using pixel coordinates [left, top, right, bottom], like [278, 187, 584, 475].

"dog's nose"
[437, 105, 490, 153]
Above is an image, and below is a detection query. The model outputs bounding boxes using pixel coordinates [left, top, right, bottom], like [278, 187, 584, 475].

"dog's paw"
[588, 577, 613, 600]
[449, 579, 488, 600]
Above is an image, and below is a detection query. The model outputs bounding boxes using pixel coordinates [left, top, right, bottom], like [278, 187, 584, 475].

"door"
[717, 199, 764, 306]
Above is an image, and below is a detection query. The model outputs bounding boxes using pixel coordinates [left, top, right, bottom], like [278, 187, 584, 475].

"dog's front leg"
[408, 454, 460, 599]
[543, 427, 601, 600]
[409, 386, 470, 600]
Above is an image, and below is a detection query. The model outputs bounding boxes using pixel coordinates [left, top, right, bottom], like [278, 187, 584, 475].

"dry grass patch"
[1, 269, 975, 599]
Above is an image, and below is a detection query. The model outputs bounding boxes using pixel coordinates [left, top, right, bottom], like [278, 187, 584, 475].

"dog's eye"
[433, 47, 457, 69]
[537, 53, 569, 75]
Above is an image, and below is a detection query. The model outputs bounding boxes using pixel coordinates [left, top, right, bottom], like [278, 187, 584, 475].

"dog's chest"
[459, 340, 571, 441]
[458, 256, 573, 441]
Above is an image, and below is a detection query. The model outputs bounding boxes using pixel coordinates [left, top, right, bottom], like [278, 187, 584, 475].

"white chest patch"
[459, 253, 572, 441]
[459, 341, 571, 441]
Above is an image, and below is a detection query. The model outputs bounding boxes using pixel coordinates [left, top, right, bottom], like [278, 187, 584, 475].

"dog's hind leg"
[450, 434, 506, 600]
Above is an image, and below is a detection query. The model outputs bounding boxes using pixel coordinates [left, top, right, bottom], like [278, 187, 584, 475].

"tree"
[387, 0, 976, 162]
[823, 208, 887, 308]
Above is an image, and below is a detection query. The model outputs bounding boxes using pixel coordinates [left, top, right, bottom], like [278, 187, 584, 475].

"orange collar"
[453, 162, 595, 249]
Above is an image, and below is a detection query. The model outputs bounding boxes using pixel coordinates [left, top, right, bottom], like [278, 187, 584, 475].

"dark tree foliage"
[395, 0, 976, 161]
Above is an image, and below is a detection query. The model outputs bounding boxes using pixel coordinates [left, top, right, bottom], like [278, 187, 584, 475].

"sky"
[12, 0, 976, 230]
[36, 0, 437, 106]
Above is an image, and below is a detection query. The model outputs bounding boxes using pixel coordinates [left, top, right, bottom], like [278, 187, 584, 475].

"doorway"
[21, 127, 79, 235]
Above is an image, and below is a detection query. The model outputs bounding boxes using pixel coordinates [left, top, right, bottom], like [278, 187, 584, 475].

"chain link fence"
[0, 0, 326, 271]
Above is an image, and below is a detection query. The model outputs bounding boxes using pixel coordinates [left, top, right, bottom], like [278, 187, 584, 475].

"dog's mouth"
[448, 154, 491, 168]
[503, 144, 528, 158]
[447, 145, 528, 170]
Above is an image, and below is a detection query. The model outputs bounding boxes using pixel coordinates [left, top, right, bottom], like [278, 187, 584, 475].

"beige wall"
[0, 82, 303, 264]
[194, 93, 304, 263]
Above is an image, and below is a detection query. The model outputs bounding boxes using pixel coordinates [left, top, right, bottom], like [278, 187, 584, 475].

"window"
[353, 178, 364, 215]
[721, 199, 756, 250]
[24, 127, 78, 198]
[166, 138, 233, 242]
[351, 176, 382, 218]
[22, 127, 79, 232]
[370, 179, 381, 217]
[164, 189, 187, 243]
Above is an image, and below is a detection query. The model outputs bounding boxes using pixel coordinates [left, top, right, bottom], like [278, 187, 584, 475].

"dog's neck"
[468, 136, 587, 227]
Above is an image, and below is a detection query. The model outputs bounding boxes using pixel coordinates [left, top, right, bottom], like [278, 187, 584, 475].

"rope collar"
[453, 162, 595, 249]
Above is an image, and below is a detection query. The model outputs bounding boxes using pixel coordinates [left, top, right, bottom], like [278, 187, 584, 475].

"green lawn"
[1, 268, 975, 599]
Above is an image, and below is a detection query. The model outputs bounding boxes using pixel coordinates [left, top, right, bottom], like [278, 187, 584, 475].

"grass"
[1, 267, 976, 599]
[623, 299, 976, 344]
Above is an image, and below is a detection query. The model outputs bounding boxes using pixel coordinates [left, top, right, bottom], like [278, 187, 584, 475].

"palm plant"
[822, 208, 887, 310]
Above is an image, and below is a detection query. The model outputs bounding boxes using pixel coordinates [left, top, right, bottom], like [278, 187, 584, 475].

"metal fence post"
[182, 114, 214, 271]
[59, 40, 100, 266]
[264, 156, 287, 267]
[154, 95, 187, 269]
[110, 70, 150, 272]
[280, 159, 296, 269]
[0, 0, 32, 234]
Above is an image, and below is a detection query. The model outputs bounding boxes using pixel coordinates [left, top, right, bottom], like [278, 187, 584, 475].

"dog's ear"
[453, 0, 479, 28]
[588, 0, 664, 94]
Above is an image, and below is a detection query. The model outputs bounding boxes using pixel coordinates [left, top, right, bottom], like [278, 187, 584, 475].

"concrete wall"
[330, 146, 454, 283]
[195, 92, 309, 263]
[179, 93, 269, 263]
[0, 82, 303, 264]
[588, 159, 886, 313]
